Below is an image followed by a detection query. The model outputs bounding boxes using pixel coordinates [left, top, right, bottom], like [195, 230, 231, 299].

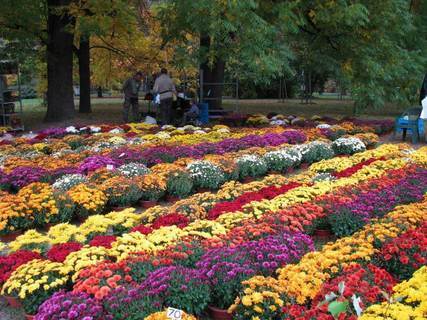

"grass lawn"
[19, 97, 405, 132]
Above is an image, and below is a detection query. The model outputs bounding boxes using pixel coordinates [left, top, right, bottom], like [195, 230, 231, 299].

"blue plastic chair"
[393, 107, 422, 144]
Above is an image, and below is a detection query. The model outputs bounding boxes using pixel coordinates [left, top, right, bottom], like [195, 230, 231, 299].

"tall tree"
[157, 0, 291, 108]
[278, 0, 427, 112]
[0, 0, 76, 121]
[45, 0, 75, 121]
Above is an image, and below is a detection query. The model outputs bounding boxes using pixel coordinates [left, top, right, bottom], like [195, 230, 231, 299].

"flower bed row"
[138, 143, 408, 224]
[1, 144, 415, 255]
[360, 265, 427, 320]
[0, 148, 425, 318]
[231, 197, 427, 319]
[0, 135, 372, 237]
[2, 191, 424, 319]
[1, 120, 383, 192]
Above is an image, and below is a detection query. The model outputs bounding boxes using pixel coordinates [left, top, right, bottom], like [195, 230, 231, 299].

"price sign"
[167, 307, 183, 320]
[106, 165, 114, 171]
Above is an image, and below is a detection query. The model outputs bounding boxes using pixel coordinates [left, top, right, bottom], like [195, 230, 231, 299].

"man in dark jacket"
[122, 71, 143, 122]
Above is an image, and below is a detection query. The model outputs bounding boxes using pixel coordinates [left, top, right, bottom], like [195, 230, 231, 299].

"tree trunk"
[78, 37, 91, 113]
[45, 0, 75, 122]
[200, 35, 225, 109]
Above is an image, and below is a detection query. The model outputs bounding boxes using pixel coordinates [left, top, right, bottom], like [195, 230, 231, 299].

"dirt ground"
[20, 98, 404, 132]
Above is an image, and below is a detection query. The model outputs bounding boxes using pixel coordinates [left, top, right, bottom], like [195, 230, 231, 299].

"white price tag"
[167, 307, 183, 320]
[106, 165, 114, 171]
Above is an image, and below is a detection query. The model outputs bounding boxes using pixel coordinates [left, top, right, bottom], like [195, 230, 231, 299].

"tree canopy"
[0, 0, 425, 120]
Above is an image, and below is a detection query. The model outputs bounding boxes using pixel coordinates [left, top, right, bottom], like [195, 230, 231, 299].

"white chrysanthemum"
[332, 137, 366, 154]
[90, 126, 101, 133]
[65, 126, 78, 133]
[109, 128, 123, 134]
[117, 163, 150, 178]
[53, 174, 88, 191]
[316, 123, 331, 129]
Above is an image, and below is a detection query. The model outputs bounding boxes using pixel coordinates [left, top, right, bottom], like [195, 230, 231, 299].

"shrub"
[300, 141, 335, 164]
[263, 148, 302, 172]
[166, 170, 194, 198]
[328, 209, 366, 237]
[186, 161, 226, 190]
[332, 137, 366, 155]
[236, 155, 268, 179]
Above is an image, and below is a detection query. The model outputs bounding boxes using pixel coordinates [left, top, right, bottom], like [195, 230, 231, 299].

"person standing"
[122, 71, 143, 122]
[153, 68, 176, 125]
[421, 96, 427, 142]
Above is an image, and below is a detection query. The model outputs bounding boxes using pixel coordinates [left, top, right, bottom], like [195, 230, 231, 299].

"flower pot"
[208, 305, 233, 320]
[4, 295, 22, 308]
[286, 167, 295, 174]
[0, 232, 21, 243]
[25, 315, 35, 320]
[300, 163, 310, 170]
[242, 176, 255, 183]
[166, 195, 180, 203]
[269, 170, 282, 175]
[314, 229, 332, 237]
[139, 200, 157, 209]
[197, 188, 211, 193]
[76, 216, 87, 224]
[111, 206, 127, 212]
[42, 223, 54, 231]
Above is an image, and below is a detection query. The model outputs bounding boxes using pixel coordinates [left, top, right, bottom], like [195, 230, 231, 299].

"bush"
[166, 170, 194, 198]
[263, 148, 302, 172]
[376, 222, 427, 280]
[186, 161, 226, 190]
[236, 155, 268, 179]
[300, 141, 335, 164]
[142, 266, 211, 316]
[328, 209, 366, 237]
[332, 137, 366, 155]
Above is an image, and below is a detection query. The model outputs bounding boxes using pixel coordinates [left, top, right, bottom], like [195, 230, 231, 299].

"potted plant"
[67, 184, 107, 222]
[263, 148, 302, 173]
[186, 161, 226, 191]
[312, 216, 333, 237]
[0, 250, 42, 305]
[137, 174, 167, 208]
[36, 290, 108, 319]
[1, 259, 72, 316]
[236, 155, 268, 182]
[73, 260, 135, 299]
[300, 141, 335, 165]
[100, 176, 143, 209]
[103, 285, 161, 320]
[166, 170, 194, 201]
[332, 137, 366, 155]
[141, 266, 211, 317]
[328, 210, 366, 238]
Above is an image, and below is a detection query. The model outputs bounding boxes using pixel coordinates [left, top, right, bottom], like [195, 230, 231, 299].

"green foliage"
[166, 170, 194, 198]
[237, 155, 268, 179]
[328, 210, 366, 238]
[157, 0, 292, 82]
[301, 142, 335, 164]
[187, 161, 226, 190]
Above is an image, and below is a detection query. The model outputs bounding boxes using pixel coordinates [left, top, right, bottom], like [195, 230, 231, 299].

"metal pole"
[284, 78, 288, 100]
[235, 78, 239, 112]
[17, 63, 24, 130]
[199, 69, 203, 103]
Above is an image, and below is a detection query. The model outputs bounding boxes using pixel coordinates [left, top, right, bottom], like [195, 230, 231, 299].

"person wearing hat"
[122, 71, 143, 122]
